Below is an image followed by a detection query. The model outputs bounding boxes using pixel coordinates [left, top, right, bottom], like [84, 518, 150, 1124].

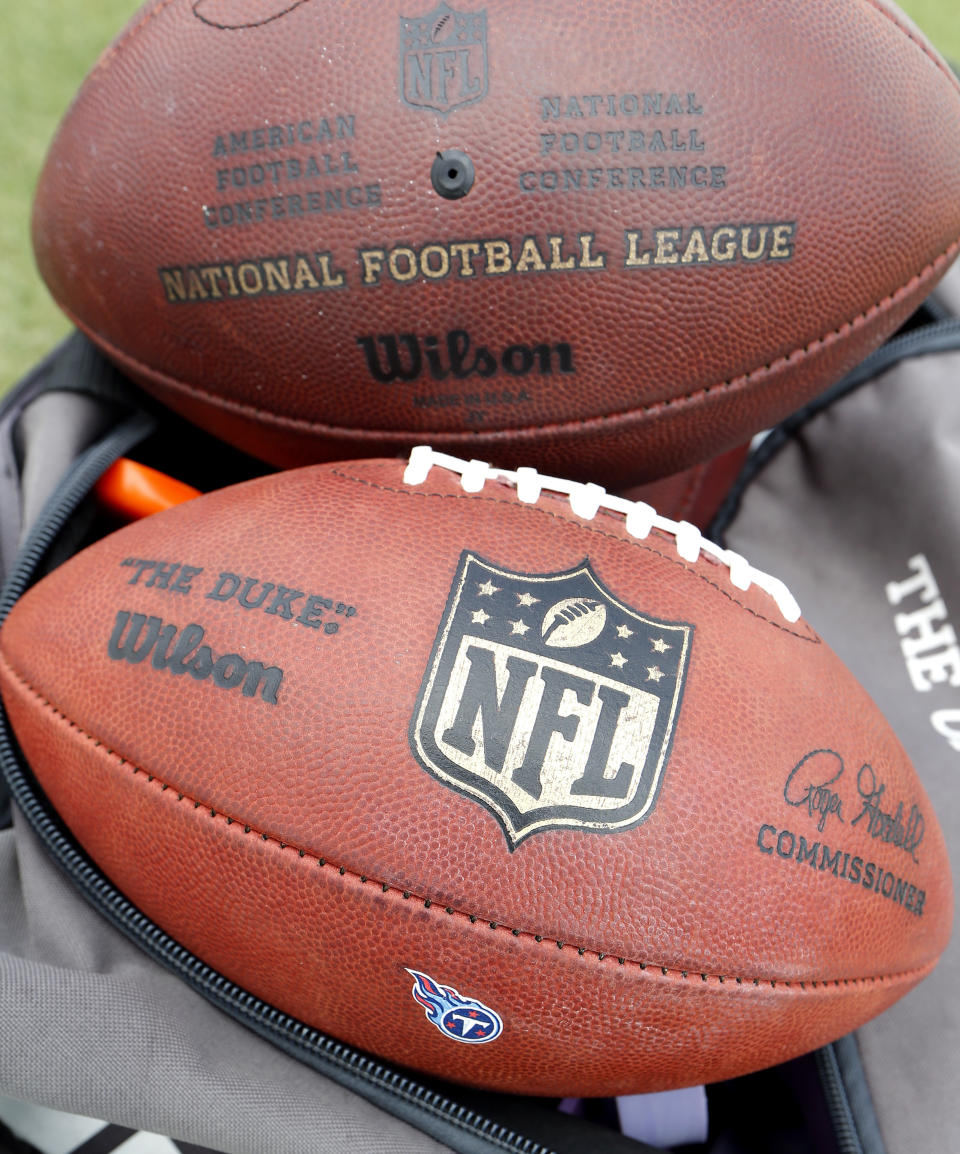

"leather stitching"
[861, 0, 960, 92]
[2, 655, 933, 992]
[64, 235, 960, 439]
[331, 466, 819, 643]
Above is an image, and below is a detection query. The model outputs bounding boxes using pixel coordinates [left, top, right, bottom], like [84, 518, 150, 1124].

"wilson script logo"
[410, 554, 692, 847]
[356, 329, 574, 385]
[108, 611, 284, 705]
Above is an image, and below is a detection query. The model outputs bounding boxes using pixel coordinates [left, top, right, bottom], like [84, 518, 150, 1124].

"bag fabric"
[714, 310, 960, 1152]
[3, 273, 960, 1150]
[0, 339, 672, 1154]
[0, 339, 456, 1154]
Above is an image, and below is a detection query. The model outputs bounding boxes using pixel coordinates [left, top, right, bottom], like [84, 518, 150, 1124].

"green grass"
[0, 0, 957, 393]
[899, 0, 960, 59]
[0, 0, 136, 391]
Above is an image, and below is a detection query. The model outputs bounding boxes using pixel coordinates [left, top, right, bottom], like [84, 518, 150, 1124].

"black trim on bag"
[702, 318, 960, 1154]
[817, 1037, 888, 1154]
[709, 318, 960, 546]
[0, 418, 664, 1154]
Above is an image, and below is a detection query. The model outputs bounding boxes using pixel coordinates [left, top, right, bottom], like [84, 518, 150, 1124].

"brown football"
[0, 448, 950, 1095]
[31, 0, 960, 484]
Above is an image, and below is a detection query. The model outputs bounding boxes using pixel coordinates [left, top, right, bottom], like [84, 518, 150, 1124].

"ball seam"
[0, 655, 933, 993]
[64, 234, 960, 440]
[89, 0, 180, 84]
[329, 466, 819, 643]
[860, 0, 960, 93]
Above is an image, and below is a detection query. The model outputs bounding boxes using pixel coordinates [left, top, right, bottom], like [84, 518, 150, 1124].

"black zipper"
[0, 415, 558, 1154]
[815, 1036, 891, 1154]
[709, 316, 960, 545]
[816, 1046, 866, 1154]
[12, 319, 941, 1150]
[701, 312, 957, 1152]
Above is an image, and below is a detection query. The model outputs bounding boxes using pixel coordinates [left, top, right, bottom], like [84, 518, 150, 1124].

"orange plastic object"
[95, 458, 201, 521]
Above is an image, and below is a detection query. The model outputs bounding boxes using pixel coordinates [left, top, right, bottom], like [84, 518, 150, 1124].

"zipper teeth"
[3, 730, 551, 1154]
[0, 415, 154, 617]
[880, 315, 960, 358]
[816, 1046, 865, 1154]
[804, 315, 960, 398]
[0, 418, 556, 1154]
[709, 316, 960, 544]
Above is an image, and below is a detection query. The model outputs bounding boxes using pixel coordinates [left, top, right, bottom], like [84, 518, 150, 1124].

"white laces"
[403, 446, 801, 624]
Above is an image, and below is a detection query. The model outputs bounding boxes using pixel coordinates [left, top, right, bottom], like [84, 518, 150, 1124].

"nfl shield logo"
[399, 3, 488, 114]
[410, 553, 693, 848]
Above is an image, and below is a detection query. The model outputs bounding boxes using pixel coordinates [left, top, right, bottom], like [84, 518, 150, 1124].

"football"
[31, 0, 960, 484]
[0, 447, 950, 1095]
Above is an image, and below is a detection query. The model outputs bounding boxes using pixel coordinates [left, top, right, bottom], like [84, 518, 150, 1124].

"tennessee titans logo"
[406, 969, 503, 1044]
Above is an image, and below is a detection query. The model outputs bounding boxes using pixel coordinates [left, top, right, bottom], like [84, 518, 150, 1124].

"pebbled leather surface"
[31, 0, 960, 484]
[617, 442, 751, 529]
[0, 458, 951, 1094]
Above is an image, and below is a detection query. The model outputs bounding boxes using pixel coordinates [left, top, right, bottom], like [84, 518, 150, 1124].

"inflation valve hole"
[431, 149, 474, 199]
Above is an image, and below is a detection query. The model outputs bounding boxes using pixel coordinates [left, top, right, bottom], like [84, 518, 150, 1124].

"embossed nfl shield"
[399, 3, 488, 114]
[410, 554, 693, 847]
